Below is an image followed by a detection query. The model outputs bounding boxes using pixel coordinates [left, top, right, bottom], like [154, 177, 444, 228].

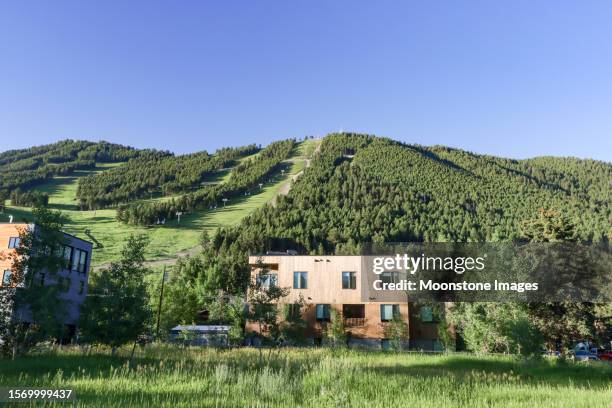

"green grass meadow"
[0, 346, 610, 407]
[1, 140, 317, 267]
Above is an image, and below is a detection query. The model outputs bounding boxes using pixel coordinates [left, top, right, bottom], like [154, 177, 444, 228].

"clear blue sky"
[1, 1, 611, 161]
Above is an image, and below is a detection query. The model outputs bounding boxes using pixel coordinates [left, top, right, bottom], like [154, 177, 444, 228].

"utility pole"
[156, 266, 168, 340]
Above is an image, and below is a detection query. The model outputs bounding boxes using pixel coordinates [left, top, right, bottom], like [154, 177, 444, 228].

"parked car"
[572, 342, 599, 361]
[594, 349, 612, 361]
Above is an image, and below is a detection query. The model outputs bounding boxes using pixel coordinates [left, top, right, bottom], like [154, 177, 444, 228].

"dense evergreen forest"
[9, 189, 49, 207]
[2, 134, 609, 298]
[116, 139, 295, 225]
[0, 140, 140, 196]
[76, 144, 258, 209]
[188, 133, 610, 295]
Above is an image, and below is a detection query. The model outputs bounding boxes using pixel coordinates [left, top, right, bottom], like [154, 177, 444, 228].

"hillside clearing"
[2, 141, 315, 267]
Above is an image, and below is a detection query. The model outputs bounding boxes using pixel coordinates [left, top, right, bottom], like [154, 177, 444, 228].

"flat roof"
[0, 223, 93, 246]
[62, 231, 94, 246]
[171, 325, 230, 331]
[249, 254, 361, 257]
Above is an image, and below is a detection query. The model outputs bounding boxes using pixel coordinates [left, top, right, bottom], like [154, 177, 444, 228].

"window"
[78, 281, 85, 295]
[342, 271, 357, 289]
[8, 237, 20, 249]
[285, 303, 301, 320]
[381, 271, 399, 285]
[315, 304, 331, 322]
[420, 306, 434, 323]
[256, 273, 277, 289]
[380, 304, 400, 322]
[293, 272, 307, 289]
[2, 270, 12, 286]
[59, 277, 70, 293]
[62, 246, 73, 270]
[342, 304, 365, 319]
[72, 249, 88, 273]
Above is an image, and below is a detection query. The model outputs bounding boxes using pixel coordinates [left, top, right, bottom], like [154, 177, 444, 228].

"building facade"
[246, 254, 443, 350]
[0, 223, 92, 337]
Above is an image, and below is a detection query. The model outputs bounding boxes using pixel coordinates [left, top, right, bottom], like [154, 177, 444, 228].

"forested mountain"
[116, 139, 295, 225]
[76, 144, 258, 209]
[0, 140, 140, 196]
[1, 134, 609, 296]
[193, 133, 610, 294]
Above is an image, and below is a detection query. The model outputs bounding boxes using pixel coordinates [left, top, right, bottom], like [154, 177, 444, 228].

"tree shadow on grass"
[1, 206, 34, 223]
[364, 354, 612, 390]
[0, 354, 128, 380]
[48, 202, 80, 212]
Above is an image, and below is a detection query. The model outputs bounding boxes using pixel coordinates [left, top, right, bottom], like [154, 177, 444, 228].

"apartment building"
[0, 223, 92, 339]
[247, 254, 443, 350]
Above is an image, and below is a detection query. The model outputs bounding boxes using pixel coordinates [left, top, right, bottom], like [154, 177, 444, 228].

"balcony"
[343, 317, 366, 327]
[342, 304, 365, 327]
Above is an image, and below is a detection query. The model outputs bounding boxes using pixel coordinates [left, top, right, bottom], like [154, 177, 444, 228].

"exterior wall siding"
[247, 255, 424, 343]
[0, 223, 92, 326]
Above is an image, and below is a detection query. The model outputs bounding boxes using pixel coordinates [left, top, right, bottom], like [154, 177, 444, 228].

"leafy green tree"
[246, 259, 289, 346]
[150, 256, 207, 336]
[280, 294, 308, 346]
[325, 309, 347, 348]
[79, 234, 152, 354]
[385, 314, 409, 351]
[521, 209, 604, 350]
[447, 303, 541, 356]
[206, 291, 247, 346]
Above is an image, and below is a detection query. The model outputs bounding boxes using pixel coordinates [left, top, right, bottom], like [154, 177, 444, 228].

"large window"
[72, 249, 88, 273]
[293, 271, 307, 289]
[381, 271, 399, 285]
[256, 273, 277, 289]
[380, 304, 400, 322]
[315, 304, 331, 322]
[62, 246, 73, 270]
[342, 271, 357, 289]
[2, 270, 12, 286]
[420, 306, 434, 322]
[8, 237, 20, 249]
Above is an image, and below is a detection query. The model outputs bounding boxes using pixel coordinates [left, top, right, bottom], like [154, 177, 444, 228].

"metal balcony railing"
[343, 317, 366, 327]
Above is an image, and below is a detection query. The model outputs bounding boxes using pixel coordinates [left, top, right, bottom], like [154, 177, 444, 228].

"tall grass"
[1, 345, 610, 407]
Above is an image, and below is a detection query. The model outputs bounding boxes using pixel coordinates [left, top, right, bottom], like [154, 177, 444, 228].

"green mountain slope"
[1, 140, 316, 267]
[75, 144, 258, 209]
[1, 134, 608, 275]
[0, 140, 141, 195]
[196, 133, 610, 294]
